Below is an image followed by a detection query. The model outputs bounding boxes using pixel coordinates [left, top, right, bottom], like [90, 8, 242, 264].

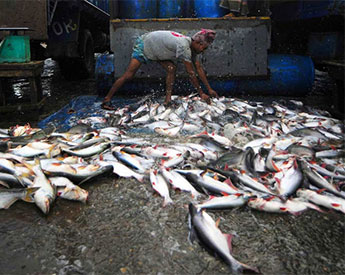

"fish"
[299, 160, 345, 199]
[43, 163, 113, 185]
[149, 169, 173, 207]
[184, 172, 238, 196]
[97, 160, 144, 182]
[232, 170, 277, 196]
[0, 187, 38, 209]
[112, 150, 146, 173]
[188, 204, 259, 273]
[29, 159, 57, 214]
[248, 197, 322, 215]
[159, 166, 201, 198]
[196, 193, 249, 210]
[276, 160, 303, 200]
[62, 142, 110, 158]
[50, 177, 88, 203]
[297, 189, 345, 214]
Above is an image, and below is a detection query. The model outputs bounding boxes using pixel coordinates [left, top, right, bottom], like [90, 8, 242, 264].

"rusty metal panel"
[0, 0, 48, 40]
[110, 17, 271, 79]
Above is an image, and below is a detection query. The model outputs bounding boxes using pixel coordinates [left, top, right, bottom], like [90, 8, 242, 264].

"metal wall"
[110, 18, 271, 79]
[0, 0, 48, 40]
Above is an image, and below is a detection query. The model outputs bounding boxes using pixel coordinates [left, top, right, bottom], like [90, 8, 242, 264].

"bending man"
[101, 29, 219, 110]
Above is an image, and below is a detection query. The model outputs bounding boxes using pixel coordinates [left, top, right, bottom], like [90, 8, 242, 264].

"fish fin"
[0, 180, 10, 188]
[215, 218, 221, 228]
[224, 233, 233, 254]
[280, 207, 288, 212]
[162, 197, 173, 208]
[22, 187, 39, 202]
[290, 210, 303, 216]
[265, 196, 276, 202]
[271, 160, 281, 172]
[316, 188, 326, 194]
[47, 144, 57, 158]
[221, 192, 229, 196]
[236, 261, 260, 274]
[331, 203, 341, 208]
[224, 178, 238, 191]
[188, 225, 198, 244]
[198, 130, 209, 137]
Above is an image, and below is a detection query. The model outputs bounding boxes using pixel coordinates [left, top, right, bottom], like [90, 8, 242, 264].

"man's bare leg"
[159, 61, 176, 105]
[103, 58, 142, 104]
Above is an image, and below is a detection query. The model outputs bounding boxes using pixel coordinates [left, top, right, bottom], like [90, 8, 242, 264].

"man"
[101, 29, 219, 110]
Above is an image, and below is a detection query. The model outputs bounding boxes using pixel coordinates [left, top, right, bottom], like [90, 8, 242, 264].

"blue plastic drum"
[194, 0, 228, 18]
[118, 0, 158, 19]
[158, 0, 184, 18]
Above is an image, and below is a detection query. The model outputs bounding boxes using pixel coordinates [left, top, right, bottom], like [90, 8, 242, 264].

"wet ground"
[0, 59, 344, 275]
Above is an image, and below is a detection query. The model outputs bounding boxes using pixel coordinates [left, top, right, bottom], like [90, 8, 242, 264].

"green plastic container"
[0, 35, 31, 63]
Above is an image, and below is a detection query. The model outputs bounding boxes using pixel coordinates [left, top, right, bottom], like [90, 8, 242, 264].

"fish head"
[34, 193, 51, 214]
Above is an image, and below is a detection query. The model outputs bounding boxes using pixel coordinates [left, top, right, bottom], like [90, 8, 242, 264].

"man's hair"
[192, 29, 216, 45]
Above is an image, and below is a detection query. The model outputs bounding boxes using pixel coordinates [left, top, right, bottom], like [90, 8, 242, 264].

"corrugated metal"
[110, 17, 271, 79]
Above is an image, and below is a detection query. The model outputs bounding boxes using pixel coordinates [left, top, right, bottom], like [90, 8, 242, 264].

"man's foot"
[163, 101, 173, 107]
[101, 101, 116, 110]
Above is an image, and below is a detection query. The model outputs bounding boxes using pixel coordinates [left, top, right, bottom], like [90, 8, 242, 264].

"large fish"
[188, 204, 259, 273]
[29, 160, 57, 214]
[196, 193, 249, 210]
[149, 169, 173, 207]
[299, 160, 345, 199]
[297, 189, 345, 214]
[159, 166, 201, 198]
[276, 160, 303, 200]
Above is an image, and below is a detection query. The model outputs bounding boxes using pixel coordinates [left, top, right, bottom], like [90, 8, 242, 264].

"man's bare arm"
[183, 60, 211, 103]
[195, 60, 219, 98]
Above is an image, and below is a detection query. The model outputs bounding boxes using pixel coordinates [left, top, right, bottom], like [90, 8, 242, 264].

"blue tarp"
[38, 96, 137, 132]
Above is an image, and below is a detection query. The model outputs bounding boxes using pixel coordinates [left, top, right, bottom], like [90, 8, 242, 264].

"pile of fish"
[1, 94, 344, 273]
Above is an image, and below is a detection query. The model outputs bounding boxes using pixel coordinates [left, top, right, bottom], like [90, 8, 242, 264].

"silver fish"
[188, 204, 259, 273]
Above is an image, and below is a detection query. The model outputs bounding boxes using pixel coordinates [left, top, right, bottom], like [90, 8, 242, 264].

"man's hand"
[208, 89, 219, 98]
[200, 93, 211, 104]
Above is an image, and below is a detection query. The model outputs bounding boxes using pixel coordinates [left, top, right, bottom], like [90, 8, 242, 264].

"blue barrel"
[194, 0, 228, 18]
[182, 0, 195, 17]
[118, 0, 158, 19]
[159, 0, 184, 18]
[209, 54, 315, 96]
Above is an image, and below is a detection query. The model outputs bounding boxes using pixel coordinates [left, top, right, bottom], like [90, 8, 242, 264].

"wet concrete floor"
[0, 59, 344, 275]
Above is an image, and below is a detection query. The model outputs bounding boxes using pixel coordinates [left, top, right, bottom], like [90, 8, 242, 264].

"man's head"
[191, 29, 216, 53]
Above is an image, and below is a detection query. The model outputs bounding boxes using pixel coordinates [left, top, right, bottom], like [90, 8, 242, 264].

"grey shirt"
[142, 31, 199, 63]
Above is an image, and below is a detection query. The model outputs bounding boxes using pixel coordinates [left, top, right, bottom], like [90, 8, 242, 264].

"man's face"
[192, 41, 209, 54]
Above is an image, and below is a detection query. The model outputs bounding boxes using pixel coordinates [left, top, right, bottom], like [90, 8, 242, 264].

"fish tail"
[231, 260, 260, 274]
[162, 197, 173, 208]
[134, 174, 144, 183]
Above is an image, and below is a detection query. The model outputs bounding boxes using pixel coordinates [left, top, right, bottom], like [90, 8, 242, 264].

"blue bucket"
[158, 0, 184, 18]
[194, 0, 227, 18]
[118, 0, 158, 19]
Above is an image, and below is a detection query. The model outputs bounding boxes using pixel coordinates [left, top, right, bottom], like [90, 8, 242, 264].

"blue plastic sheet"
[38, 96, 137, 132]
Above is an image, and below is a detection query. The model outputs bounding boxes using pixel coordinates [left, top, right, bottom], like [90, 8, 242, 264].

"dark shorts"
[131, 36, 149, 64]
